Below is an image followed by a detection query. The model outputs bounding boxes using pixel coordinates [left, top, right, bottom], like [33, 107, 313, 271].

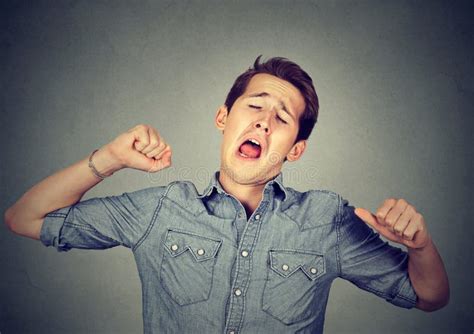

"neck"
[218, 170, 268, 218]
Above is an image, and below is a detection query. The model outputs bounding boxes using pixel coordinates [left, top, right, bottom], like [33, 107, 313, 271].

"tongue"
[240, 142, 261, 158]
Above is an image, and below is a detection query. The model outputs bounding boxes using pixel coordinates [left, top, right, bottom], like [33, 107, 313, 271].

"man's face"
[215, 73, 307, 186]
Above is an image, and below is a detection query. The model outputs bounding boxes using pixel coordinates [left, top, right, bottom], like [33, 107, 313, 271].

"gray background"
[1, 0, 472, 333]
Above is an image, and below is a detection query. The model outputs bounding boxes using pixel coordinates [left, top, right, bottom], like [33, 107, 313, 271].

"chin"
[222, 159, 281, 185]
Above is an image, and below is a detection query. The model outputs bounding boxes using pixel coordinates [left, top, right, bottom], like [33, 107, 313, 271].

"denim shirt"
[41, 171, 417, 334]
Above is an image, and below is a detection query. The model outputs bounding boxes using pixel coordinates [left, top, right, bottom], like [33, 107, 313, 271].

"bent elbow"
[3, 208, 41, 240]
[4, 208, 16, 233]
[417, 293, 450, 312]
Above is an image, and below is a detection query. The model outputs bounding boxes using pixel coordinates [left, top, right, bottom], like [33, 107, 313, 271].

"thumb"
[128, 149, 162, 172]
[151, 150, 172, 172]
[354, 207, 379, 229]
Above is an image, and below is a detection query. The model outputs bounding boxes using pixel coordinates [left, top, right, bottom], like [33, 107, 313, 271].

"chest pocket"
[262, 249, 326, 325]
[160, 229, 222, 306]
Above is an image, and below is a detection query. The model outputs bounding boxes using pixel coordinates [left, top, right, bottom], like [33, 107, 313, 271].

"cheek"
[274, 130, 297, 149]
[226, 114, 248, 135]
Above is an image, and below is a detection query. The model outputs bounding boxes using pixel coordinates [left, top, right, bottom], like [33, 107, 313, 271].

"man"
[5, 56, 449, 333]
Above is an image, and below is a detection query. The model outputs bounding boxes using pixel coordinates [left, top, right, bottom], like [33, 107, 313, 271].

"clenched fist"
[102, 124, 172, 174]
[354, 198, 431, 250]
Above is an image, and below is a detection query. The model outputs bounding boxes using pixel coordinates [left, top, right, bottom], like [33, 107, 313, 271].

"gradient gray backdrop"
[1, 1, 473, 333]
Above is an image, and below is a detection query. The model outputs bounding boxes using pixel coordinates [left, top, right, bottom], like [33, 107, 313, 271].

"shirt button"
[255, 214, 261, 220]
[238, 212, 243, 218]
[310, 267, 318, 274]
[197, 248, 205, 256]
[241, 250, 249, 257]
[282, 264, 289, 271]
[170, 244, 179, 251]
[234, 288, 242, 296]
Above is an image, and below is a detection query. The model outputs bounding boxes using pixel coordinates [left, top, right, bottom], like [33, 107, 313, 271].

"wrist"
[89, 147, 123, 178]
[407, 234, 434, 253]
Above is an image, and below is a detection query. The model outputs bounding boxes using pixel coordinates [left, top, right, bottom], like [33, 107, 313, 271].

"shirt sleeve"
[337, 196, 418, 308]
[40, 185, 167, 252]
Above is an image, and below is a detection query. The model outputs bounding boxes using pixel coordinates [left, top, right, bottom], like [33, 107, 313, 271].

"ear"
[286, 140, 306, 162]
[215, 105, 228, 132]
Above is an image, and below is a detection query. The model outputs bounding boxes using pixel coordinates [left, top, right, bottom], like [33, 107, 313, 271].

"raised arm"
[4, 124, 172, 240]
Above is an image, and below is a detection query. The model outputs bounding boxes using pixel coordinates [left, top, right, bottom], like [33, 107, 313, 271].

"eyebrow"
[247, 92, 294, 120]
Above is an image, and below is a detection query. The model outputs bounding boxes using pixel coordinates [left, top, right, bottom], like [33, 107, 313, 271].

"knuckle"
[398, 198, 407, 206]
[149, 137, 159, 146]
[385, 198, 396, 205]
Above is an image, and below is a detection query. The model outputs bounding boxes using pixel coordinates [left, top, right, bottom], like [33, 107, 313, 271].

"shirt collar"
[196, 171, 227, 199]
[196, 171, 288, 201]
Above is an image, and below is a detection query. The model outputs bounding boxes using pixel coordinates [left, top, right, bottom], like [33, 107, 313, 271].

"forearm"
[408, 237, 450, 311]
[4, 146, 122, 239]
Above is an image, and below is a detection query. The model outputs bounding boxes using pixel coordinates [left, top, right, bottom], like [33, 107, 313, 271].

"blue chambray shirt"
[41, 171, 417, 334]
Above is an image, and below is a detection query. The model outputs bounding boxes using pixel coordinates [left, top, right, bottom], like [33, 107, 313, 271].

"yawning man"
[5, 56, 449, 334]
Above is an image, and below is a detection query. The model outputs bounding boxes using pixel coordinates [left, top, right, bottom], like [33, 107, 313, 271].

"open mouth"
[238, 138, 262, 159]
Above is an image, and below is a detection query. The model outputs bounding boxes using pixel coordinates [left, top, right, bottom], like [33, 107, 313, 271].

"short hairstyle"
[224, 55, 319, 142]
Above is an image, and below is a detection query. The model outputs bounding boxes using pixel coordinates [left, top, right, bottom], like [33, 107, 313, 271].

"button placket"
[225, 202, 268, 333]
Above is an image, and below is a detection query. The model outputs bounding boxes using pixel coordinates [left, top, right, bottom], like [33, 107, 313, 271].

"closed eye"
[248, 104, 261, 109]
[277, 115, 288, 124]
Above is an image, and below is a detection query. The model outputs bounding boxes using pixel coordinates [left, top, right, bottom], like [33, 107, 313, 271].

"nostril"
[256, 124, 261, 128]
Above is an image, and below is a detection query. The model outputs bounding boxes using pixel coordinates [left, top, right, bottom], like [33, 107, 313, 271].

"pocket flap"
[269, 250, 325, 280]
[163, 229, 222, 262]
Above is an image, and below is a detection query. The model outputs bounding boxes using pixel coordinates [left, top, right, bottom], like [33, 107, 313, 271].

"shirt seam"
[45, 212, 68, 218]
[63, 220, 123, 245]
[63, 221, 97, 232]
[132, 182, 176, 251]
[336, 195, 343, 276]
[350, 279, 416, 304]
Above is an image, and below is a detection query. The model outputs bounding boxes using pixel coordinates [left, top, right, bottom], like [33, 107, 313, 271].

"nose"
[254, 110, 272, 135]
[255, 122, 270, 134]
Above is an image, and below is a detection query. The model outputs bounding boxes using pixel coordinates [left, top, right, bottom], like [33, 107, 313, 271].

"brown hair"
[224, 55, 319, 142]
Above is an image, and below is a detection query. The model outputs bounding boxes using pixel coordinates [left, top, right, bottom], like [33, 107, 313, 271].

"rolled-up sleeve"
[40, 185, 166, 252]
[337, 197, 418, 309]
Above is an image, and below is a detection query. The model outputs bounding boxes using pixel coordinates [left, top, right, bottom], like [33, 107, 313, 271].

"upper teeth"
[249, 139, 260, 146]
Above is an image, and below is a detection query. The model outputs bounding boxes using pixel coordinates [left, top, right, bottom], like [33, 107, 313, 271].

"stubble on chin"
[220, 151, 284, 186]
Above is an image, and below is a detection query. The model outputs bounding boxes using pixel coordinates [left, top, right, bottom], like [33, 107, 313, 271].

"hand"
[104, 124, 172, 173]
[354, 198, 431, 250]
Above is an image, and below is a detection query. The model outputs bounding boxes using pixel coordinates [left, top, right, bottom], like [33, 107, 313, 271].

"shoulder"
[117, 180, 200, 206]
[281, 187, 343, 230]
[161, 180, 200, 201]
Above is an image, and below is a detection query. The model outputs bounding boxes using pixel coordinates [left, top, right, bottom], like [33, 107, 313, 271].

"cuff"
[389, 276, 418, 309]
[40, 207, 72, 252]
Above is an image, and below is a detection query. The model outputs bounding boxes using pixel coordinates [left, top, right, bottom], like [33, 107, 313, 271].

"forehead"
[242, 73, 306, 116]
